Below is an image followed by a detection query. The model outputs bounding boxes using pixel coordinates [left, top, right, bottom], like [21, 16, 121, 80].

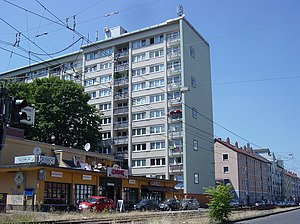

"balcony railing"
[167, 66, 181, 75]
[114, 77, 129, 86]
[169, 146, 183, 154]
[167, 35, 180, 45]
[113, 136, 128, 145]
[113, 107, 129, 114]
[169, 164, 183, 173]
[114, 93, 129, 100]
[114, 63, 129, 72]
[168, 130, 183, 139]
[117, 50, 129, 58]
[167, 50, 181, 59]
[113, 121, 129, 130]
[114, 151, 128, 160]
[168, 82, 181, 91]
[168, 98, 182, 107]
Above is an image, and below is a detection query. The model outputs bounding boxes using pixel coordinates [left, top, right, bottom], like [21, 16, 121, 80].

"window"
[132, 112, 146, 121]
[44, 182, 71, 205]
[99, 103, 111, 111]
[150, 34, 164, 44]
[169, 156, 182, 164]
[85, 48, 112, 61]
[150, 64, 164, 73]
[149, 49, 164, 58]
[150, 158, 165, 166]
[168, 75, 181, 84]
[193, 140, 198, 151]
[89, 91, 97, 99]
[100, 62, 112, 70]
[132, 159, 146, 167]
[84, 78, 96, 86]
[133, 143, 147, 151]
[223, 166, 229, 173]
[223, 154, 229, 161]
[167, 61, 181, 71]
[132, 53, 146, 62]
[168, 91, 180, 100]
[150, 94, 165, 103]
[132, 97, 146, 106]
[74, 184, 95, 207]
[150, 125, 165, 134]
[132, 67, 146, 77]
[101, 132, 111, 140]
[132, 39, 146, 49]
[190, 46, 195, 58]
[100, 75, 112, 83]
[150, 141, 165, 150]
[132, 128, 146, 136]
[86, 65, 97, 73]
[100, 117, 111, 125]
[99, 88, 112, 97]
[132, 82, 146, 91]
[191, 76, 196, 88]
[166, 31, 180, 42]
[150, 79, 165, 88]
[192, 107, 198, 119]
[150, 109, 165, 118]
[194, 173, 199, 184]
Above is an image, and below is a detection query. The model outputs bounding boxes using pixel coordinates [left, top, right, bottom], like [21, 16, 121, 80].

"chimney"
[235, 141, 239, 148]
[226, 137, 230, 144]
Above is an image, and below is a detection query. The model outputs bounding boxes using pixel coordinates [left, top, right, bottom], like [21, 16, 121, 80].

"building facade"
[0, 16, 215, 196]
[214, 138, 271, 205]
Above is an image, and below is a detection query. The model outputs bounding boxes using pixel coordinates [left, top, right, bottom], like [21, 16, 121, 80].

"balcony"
[114, 151, 128, 160]
[114, 93, 129, 101]
[167, 50, 181, 60]
[113, 136, 128, 145]
[168, 82, 181, 91]
[168, 98, 182, 107]
[169, 146, 183, 154]
[113, 106, 129, 115]
[167, 66, 181, 75]
[167, 35, 180, 46]
[114, 77, 129, 86]
[114, 63, 129, 72]
[113, 121, 129, 130]
[168, 130, 183, 139]
[169, 164, 183, 173]
[116, 50, 129, 58]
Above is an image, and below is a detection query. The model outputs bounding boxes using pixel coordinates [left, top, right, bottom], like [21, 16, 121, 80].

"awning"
[142, 185, 178, 192]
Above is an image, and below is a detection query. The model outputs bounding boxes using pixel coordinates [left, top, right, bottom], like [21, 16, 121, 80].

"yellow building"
[0, 128, 179, 211]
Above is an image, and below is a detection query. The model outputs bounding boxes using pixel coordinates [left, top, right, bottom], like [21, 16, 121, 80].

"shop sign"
[51, 171, 63, 178]
[128, 179, 136, 185]
[150, 181, 161, 186]
[39, 156, 55, 165]
[82, 175, 92, 181]
[107, 167, 128, 179]
[14, 155, 36, 164]
[107, 183, 115, 186]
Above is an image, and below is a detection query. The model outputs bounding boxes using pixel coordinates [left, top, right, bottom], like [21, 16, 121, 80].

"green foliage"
[204, 183, 233, 223]
[7, 77, 102, 151]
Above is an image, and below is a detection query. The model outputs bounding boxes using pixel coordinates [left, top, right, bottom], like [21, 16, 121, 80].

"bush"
[204, 183, 233, 223]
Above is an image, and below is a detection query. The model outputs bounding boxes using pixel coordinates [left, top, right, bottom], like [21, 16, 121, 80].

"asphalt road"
[235, 208, 300, 224]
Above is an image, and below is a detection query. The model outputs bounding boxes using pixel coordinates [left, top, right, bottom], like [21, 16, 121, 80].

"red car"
[78, 196, 115, 212]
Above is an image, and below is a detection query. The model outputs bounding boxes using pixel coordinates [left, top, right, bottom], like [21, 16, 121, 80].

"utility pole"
[0, 85, 9, 165]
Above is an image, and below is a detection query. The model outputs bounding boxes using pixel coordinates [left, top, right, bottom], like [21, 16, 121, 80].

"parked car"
[159, 198, 181, 211]
[229, 199, 240, 208]
[78, 196, 115, 212]
[133, 199, 159, 211]
[180, 198, 199, 210]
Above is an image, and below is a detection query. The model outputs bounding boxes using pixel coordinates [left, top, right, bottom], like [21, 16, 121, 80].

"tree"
[204, 183, 233, 223]
[7, 77, 102, 151]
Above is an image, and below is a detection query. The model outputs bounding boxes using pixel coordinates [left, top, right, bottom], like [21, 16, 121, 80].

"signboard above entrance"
[107, 167, 128, 179]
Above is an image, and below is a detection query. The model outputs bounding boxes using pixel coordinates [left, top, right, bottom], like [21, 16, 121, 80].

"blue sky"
[0, 0, 299, 173]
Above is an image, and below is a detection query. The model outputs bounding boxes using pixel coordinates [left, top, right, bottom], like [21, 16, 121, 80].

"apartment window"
[132, 39, 146, 49]
[132, 97, 146, 106]
[89, 91, 97, 99]
[84, 78, 96, 87]
[133, 143, 147, 151]
[132, 82, 146, 91]
[150, 109, 164, 118]
[168, 91, 180, 100]
[191, 76, 196, 88]
[192, 107, 198, 119]
[150, 158, 165, 166]
[168, 75, 181, 84]
[100, 75, 112, 83]
[149, 79, 165, 88]
[150, 64, 164, 73]
[150, 94, 165, 103]
[150, 141, 165, 150]
[194, 173, 199, 184]
[167, 61, 181, 70]
[167, 31, 180, 42]
[99, 103, 111, 111]
[132, 128, 146, 136]
[100, 117, 111, 125]
[193, 140, 198, 151]
[101, 132, 111, 140]
[100, 62, 112, 70]
[150, 125, 165, 134]
[99, 88, 112, 97]
[132, 67, 146, 77]
[132, 112, 146, 121]
[169, 156, 182, 164]
[223, 166, 229, 174]
[190, 46, 195, 58]
[223, 154, 229, 161]
[149, 49, 164, 58]
[132, 159, 146, 167]
[85, 48, 112, 61]
[150, 34, 164, 44]
[132, 53, 146, 62]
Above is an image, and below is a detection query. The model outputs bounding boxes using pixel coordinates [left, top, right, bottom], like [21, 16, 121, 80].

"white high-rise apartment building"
[1, 16, 214, 195]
